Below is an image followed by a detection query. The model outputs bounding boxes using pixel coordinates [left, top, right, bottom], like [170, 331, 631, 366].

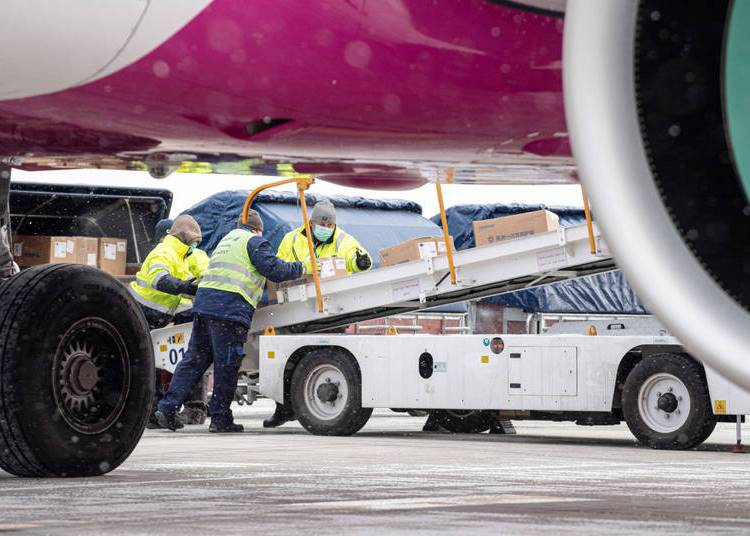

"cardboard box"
[77, 237, 99, 268]
[318, 257, 347, 280]
[13, 235, 81, 266]
[379, 236, 454, 267]
[472, 210, 559, 247]
[98, 237, 128, 275]
[266, 257, 348, 303]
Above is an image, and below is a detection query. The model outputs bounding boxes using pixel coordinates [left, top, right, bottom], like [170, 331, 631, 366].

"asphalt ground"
[1, 399, 749, 535]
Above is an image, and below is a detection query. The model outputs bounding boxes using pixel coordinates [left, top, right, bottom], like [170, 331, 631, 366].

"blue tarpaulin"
[431, 203, 647, 314]
[182, 190, 441, 268]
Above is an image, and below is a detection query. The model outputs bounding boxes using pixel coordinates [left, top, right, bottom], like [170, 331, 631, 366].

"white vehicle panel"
[260, 334, 697, 412]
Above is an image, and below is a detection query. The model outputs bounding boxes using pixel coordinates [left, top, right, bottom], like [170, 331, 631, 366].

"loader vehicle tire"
[428, 409, 496, 433]
[291, 348, 372, 436]
[0, 264, 153, 477]
[622, 353, 716, 450]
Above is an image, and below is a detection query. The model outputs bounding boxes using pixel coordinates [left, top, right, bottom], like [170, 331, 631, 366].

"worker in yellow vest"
[264, 200, 372, 428]
[276, 200, 372, 274]
[130, 215, 205, 329]
[132, 215, 209, 427]
[156, 210, 305, 432]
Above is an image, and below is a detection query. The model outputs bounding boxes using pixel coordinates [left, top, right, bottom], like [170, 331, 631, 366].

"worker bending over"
[130, 215, 207, 329]
[155, 210, 305, 433]
[131, 215, 210, 427]
[264, 199, 372, 428]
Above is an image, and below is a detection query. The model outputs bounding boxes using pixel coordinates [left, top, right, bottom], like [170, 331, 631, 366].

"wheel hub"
[303, 363, 349, 421]
[59, 342, 100, 411]
[52, 318, 130, 435]
[657, 392, 679, 413]
[637, 372, 691, 433]
[316, 380, 339, 403]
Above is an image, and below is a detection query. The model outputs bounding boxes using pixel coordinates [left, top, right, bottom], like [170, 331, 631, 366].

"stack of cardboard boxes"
[13, 235, 128, 275]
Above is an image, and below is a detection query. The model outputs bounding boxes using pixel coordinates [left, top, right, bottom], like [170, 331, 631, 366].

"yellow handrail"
[435, 182, 457, 285]
[581, 186, 596, 255]
[241, 177, 314, 224]
[242, 176, 324, 313]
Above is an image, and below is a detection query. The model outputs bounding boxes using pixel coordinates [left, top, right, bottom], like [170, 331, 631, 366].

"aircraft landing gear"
[0, 167, 154, 477]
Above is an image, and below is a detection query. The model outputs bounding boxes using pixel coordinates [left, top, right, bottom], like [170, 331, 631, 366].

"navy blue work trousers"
[158, 314, 248, 423]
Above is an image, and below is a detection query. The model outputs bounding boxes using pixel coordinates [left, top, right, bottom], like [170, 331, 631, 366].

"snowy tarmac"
[1, 399, 749, 535]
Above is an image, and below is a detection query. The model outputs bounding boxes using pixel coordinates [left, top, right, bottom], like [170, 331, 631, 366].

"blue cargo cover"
[431, 204, 647, 314]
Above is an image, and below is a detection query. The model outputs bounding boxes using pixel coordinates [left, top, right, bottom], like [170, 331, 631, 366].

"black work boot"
[209, 419, 244, 433]
[263, 403, 295, 428]
[155, 410, 184, 431]
[180, 401, 208, 425]
[146, 413, 161, 429]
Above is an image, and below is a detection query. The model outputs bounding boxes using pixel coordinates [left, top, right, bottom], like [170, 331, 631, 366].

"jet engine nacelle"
[565, 1, 750, 388]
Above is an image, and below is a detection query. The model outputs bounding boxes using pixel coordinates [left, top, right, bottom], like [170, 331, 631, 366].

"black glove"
[355, 249, 371, 271]
[178, 279, 198, 296]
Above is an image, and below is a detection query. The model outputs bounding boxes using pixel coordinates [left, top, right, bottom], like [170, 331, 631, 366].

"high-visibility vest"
[198, 229, 266, 307]
[276, 225, 370, 273]
[129, 235, 192, 314]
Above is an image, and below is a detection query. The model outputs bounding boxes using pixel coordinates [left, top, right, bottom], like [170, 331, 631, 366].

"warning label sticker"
[54, 241, 67, 258]
[104, 243, 117, 260]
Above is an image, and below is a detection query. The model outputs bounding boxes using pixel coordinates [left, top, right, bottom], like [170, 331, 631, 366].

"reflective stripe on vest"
[198, 229, 266, 307]
[128, 285, 174, 314]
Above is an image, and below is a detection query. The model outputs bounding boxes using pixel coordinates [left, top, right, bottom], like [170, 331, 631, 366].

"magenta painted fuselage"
[0, 0, 569, 186]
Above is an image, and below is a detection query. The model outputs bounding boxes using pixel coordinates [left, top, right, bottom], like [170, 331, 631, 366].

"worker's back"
[195, 226, 305, 327]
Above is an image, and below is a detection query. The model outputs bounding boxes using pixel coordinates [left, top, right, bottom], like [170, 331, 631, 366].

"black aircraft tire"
[622, 353, 716, 450]
[429, 410, 496, 433]
[0, 264, 154, 477]
[291, 348, 372, 436]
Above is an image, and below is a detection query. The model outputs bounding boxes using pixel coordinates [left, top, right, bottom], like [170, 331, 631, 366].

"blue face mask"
[187, 243, 197, 255]
[313, 225, 334, 242]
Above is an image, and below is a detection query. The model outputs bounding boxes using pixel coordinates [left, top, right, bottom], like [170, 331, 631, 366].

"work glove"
[355, 249, 372, 271]
[178, 279, 198, 296]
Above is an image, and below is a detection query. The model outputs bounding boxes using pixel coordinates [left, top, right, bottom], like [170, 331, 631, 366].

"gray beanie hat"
[238, 209, 264, 232]
[310, 200, 336, 225]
